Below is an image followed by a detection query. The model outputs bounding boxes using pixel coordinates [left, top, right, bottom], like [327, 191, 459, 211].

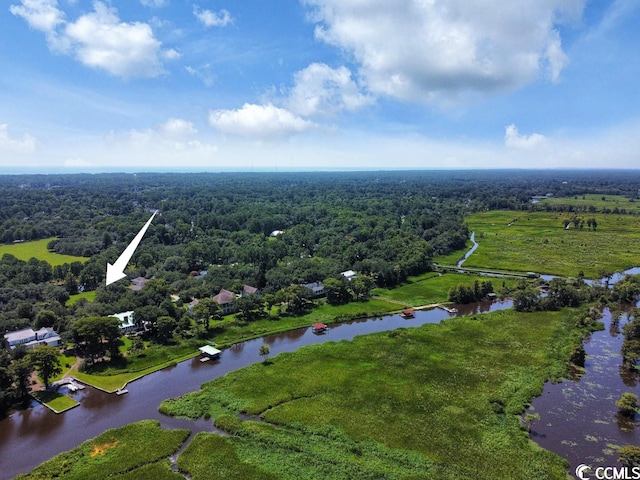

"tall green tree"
[28, 345, 61, 389]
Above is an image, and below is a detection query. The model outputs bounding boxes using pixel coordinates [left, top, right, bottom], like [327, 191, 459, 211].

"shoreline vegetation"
[55, 272, 514, 392]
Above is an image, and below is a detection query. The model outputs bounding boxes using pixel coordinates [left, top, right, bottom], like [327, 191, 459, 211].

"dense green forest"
[2, 170, 640, 415]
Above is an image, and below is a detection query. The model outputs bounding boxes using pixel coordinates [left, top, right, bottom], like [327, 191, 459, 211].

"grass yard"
[66, 290, 96, 306]
[160, 307, 587, 480]
[462, 210, 640, 278]
[32, 391, 79, 413]
[16, 420, 190, 480]
[0, 237, 88, 266]
[372, 271, 517, 307]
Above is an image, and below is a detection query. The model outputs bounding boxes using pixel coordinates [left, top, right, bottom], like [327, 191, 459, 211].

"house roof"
[110, 311, 135, 328]
[213, 289, 235, 305]
[199, 345, 221, 356]
[312, 323, 327, 329]
[4, 328, 36, 343]
[242, 285, 258, 295]
[341, 270, 357, 279]
[303, 281, 325, 292]
[129, 277, 149, 291]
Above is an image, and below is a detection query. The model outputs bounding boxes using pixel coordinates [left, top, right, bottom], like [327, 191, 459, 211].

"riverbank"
[65, 272, 502, 393]
[161, 307, 589, 479]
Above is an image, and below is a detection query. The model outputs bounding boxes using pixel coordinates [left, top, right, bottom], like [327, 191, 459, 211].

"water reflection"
[0, 299, 511, 479]
[530, 307, 640, 474]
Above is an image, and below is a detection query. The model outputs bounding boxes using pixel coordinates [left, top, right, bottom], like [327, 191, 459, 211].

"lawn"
[16, 420, 190, 480]
[372, 271, 517, 307]
[160, 307, 587, 479]
[32, 390, 79, 413]
[461, 210, 640, 278]
[66, 290, 96, 306]
[0, 237, 88, 266]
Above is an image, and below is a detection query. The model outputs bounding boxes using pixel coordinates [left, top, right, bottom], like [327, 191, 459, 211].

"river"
[0, 299, 510, 479]
[1, 284, 638, 479]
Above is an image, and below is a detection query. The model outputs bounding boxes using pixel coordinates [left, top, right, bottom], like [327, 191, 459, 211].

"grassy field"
[0, 238, 88, 266]
[32, 391, 79, 413]
[160, 307, 587, 479]
[462, 210, 640, 278]
[66, 290, 96, 306]
[16, 420, 190, 480]
[372, 271, 517, 306]
[538, 194, 640, 213]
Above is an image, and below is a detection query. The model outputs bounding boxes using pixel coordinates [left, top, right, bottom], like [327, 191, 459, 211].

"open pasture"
[537, 194, 640, 214]
[0, 238, 88, 266]
[464, 210, 640, 278]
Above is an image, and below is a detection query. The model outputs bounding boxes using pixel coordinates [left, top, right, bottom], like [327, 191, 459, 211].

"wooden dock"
[436, 304, 458, 314]
[115, 388, 128, 396]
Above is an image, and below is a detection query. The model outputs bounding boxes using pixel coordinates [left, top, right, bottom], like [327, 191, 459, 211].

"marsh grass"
[462, 211, 640, 277]
[161, 308, 585, 479]
[15, 420, 189, 480]
[0, 237, 88, 266]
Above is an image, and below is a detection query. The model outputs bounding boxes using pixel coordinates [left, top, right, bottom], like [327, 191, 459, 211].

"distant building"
[129, 277, 149, 291]
[188, 298, 200, 310]
[4, 327, 61, 350]
[270, 230, 284, 237]
[341, 270, 357, 281]
[212, 289, 236, 315]
[242, 284, 259, 296]
[110, 311, 137, 333]
[213, 285, 259, 314]
[302, 281, 327, 298]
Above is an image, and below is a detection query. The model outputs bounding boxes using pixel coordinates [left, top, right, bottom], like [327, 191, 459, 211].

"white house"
[110, 311, 137, 333]
[341, 270, 357, 281]
[4, 327, 61, 350]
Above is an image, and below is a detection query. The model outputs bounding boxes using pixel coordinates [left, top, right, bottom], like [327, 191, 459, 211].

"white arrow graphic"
[106, 210, 158, 286]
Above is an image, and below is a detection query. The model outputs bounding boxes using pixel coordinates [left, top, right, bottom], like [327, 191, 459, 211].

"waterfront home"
[302, 281, 327, 298]
[110, 311, 137, 333]
[4, 327, 61, 350]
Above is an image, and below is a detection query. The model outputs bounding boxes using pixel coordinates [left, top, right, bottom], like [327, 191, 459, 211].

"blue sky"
[1, 0, 639, 172]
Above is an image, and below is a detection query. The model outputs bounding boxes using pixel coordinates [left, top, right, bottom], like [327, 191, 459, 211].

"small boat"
[115, 388, 129, 396]
[400, 309, 415, 319]
[312, 323, 328, 333]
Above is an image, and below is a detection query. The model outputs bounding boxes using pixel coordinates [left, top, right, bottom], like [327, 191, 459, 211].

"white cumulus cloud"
[209, 103, 315, 140]
[505, 124, 547, 149]
[10, 0, 177, 78]
[286, 63, 374, 117]
[10, 0, 64, 32]
[303, 0, 584, 105]
[0, 124, 37, 153]
[193, 6, 233, 27]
